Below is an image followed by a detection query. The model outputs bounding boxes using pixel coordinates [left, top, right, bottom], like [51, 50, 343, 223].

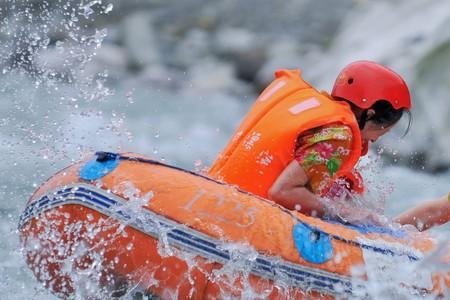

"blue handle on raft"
[79, 152, 120, 181]
[293, 222, 333, 264]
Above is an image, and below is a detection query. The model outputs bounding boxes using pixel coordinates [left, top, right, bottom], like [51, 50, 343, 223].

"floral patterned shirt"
[295, 123, 353, 195]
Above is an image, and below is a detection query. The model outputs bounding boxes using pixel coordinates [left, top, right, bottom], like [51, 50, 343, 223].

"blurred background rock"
[2, 0, 449, 171]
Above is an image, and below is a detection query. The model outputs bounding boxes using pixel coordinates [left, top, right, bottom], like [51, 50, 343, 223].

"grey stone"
[120, 12, 161, 71]
[213, 27, 266, 81]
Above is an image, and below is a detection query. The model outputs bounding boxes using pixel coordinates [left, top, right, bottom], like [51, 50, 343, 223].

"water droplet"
[104, 3, 113, 14]
[126, 243, 133, 250]
[80, 0, 101, 18]
[125, 90, 134, 104]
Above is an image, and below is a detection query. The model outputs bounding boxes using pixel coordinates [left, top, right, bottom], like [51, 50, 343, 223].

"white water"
[1, 0, 449, 298]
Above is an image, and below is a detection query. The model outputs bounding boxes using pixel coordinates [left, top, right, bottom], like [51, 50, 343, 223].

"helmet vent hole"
[348, 78, 354, 84]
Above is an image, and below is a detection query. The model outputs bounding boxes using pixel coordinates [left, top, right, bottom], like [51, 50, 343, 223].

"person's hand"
[322, 199, 387, 226]
[324, 170, 364, 201]
[336, 205, 386, 226]
[324, 178, 354, 201]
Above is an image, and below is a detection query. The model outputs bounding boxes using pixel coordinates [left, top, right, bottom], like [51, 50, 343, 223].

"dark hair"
[358, 100, 412, 136]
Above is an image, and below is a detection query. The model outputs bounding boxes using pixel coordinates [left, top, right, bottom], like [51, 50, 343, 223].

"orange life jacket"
[208, 69, 363, 199]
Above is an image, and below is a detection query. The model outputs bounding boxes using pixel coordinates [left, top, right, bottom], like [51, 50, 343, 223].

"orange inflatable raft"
[19, 152, 448, 299]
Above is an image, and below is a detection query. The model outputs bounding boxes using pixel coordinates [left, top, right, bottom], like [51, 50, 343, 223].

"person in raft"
[209, 60, 450, 231]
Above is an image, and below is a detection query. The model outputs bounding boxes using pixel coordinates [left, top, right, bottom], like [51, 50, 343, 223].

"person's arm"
[267, 160, 384, 225]
[268, 124, 355, 217]
[394, 195, 450, 231]
[268, 160, 326, 217]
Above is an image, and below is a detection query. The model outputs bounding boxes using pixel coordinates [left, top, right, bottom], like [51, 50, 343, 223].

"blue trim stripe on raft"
[19, 184, 358, 296]
[19, 188, 115, 227]
[20, 183, 421, 264]
[324, 219, 407, 238]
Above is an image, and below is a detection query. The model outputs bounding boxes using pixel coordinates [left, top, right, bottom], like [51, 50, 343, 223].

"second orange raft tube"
[19, 152, 448, 299]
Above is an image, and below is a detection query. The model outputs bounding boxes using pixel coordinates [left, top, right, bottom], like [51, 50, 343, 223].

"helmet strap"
[358, 110, 368, 130]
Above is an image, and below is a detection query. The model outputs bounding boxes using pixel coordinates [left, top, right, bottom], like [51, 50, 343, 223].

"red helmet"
[331, 61, 411, 110]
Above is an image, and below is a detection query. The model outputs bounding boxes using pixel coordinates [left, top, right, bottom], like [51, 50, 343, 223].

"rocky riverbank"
[1, 0, 450, 171]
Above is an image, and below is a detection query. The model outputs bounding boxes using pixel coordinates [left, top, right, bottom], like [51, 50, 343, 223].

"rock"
[120, 12, 161, 71]
[33, 41, 128, 84]
[134, 64, 185, 90]
[209, 0, 353, 45]
[172, 29, 211, 68]
[255, 38, 321, 89]
[255, 56, 304, 90]
[213, 27, 266, 81]
[85, 43, 128, 80]
[383, 39, 450, 171]
[213, 27, 259, 55]
[182, 57, 252, 96]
